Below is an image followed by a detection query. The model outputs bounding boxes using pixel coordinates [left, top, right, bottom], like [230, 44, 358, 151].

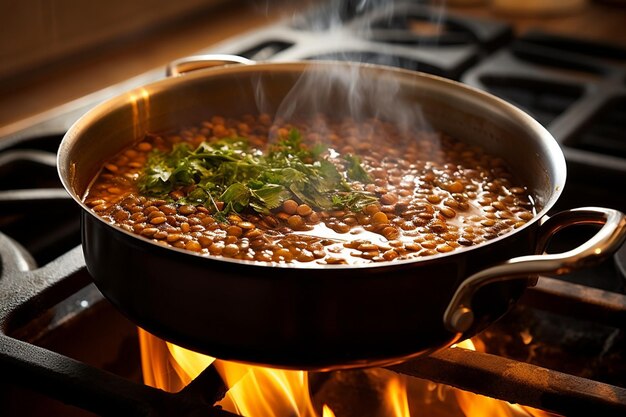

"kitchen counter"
[0, 0, 314, 131]
[1, 0, 625, 131]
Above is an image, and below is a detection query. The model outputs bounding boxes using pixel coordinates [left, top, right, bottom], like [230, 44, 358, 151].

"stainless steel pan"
[58, 57, 626, 370]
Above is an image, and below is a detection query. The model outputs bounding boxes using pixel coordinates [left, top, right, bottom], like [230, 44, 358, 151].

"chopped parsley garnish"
[137, 129, 376, 216]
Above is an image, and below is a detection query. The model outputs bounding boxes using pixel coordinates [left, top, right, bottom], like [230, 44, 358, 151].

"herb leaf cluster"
[137, 129, 376, 216]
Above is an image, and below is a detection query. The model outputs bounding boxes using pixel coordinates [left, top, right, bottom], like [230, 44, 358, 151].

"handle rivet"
[451, 307, 474, 333]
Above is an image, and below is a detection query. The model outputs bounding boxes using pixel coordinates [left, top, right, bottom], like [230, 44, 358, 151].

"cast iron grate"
[462, 31, 626, 178]
[478, 76, 584, 126]
[214, 2, 511, 81]
[0, 135, 79, 265]
[565, 95, 626, 159]
[361, 9, 511, 52]
[517, 31, 626, 63]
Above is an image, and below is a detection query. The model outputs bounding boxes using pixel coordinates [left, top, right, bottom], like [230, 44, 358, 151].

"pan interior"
[60, 62, 564, 221]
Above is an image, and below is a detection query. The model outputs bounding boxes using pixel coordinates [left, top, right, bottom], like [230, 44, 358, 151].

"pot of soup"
[57, 56, 626, 371]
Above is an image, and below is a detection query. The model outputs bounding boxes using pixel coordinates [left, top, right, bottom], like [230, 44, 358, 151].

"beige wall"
[0, 0, 225, 80]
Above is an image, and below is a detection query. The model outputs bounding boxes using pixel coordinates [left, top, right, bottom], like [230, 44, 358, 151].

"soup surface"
[84, 114, 535, 265]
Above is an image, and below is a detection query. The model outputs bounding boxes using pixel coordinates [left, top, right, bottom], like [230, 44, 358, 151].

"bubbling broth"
[83, 114, 536, 265]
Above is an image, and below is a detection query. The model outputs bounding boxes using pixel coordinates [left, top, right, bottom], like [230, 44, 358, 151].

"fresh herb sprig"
[137, 129, 376, 216]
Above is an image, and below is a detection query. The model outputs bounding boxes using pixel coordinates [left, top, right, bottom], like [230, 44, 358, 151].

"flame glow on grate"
[139, 329, 558, 417]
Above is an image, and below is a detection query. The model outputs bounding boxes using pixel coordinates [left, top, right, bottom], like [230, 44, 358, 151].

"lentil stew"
[84, 114, 536, 265]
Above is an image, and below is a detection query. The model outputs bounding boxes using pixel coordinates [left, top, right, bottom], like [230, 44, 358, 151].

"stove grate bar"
[388, 347, 626, 417]
[523, 276, 626, 328]
[0, 334, 240, 417]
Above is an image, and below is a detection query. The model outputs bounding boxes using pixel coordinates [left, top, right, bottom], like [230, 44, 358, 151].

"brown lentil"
[282, 200, 298, 215]
[371, 211, 388, 225]
[296, 204, 313, 217]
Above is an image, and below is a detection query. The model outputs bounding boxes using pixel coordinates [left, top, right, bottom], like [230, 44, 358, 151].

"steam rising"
[269, 63, 430, 140]
[253, 0, 447, 144]
[294, 0, 395, 33]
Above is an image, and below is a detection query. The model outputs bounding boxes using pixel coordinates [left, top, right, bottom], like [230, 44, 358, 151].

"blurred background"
[1, 0, 625, 130]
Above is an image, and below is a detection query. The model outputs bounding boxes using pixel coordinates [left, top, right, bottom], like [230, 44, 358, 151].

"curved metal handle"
[166, 54, 255, 77]
[444, 207, 626, 333]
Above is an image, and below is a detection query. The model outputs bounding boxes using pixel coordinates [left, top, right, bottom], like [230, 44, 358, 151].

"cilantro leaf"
[344, 154, 372, 182]
[220, 183, 250, 212]
[136, 127, 374, 216]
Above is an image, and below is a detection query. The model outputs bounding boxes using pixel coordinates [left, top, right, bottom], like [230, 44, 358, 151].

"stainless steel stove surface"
[1, 2, 626, 416]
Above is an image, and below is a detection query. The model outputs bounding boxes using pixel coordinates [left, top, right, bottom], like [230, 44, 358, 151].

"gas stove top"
[1, 2, 626, 416]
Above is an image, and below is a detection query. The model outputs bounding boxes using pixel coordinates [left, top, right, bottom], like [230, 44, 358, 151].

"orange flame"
[385, 375, 410, 417]
[139, 328, 317, 416]
[139, 329, 560, 417]
[455, 388, 558, 417]
[322, 404, 336, 417]
[217, 364, 316, 417]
